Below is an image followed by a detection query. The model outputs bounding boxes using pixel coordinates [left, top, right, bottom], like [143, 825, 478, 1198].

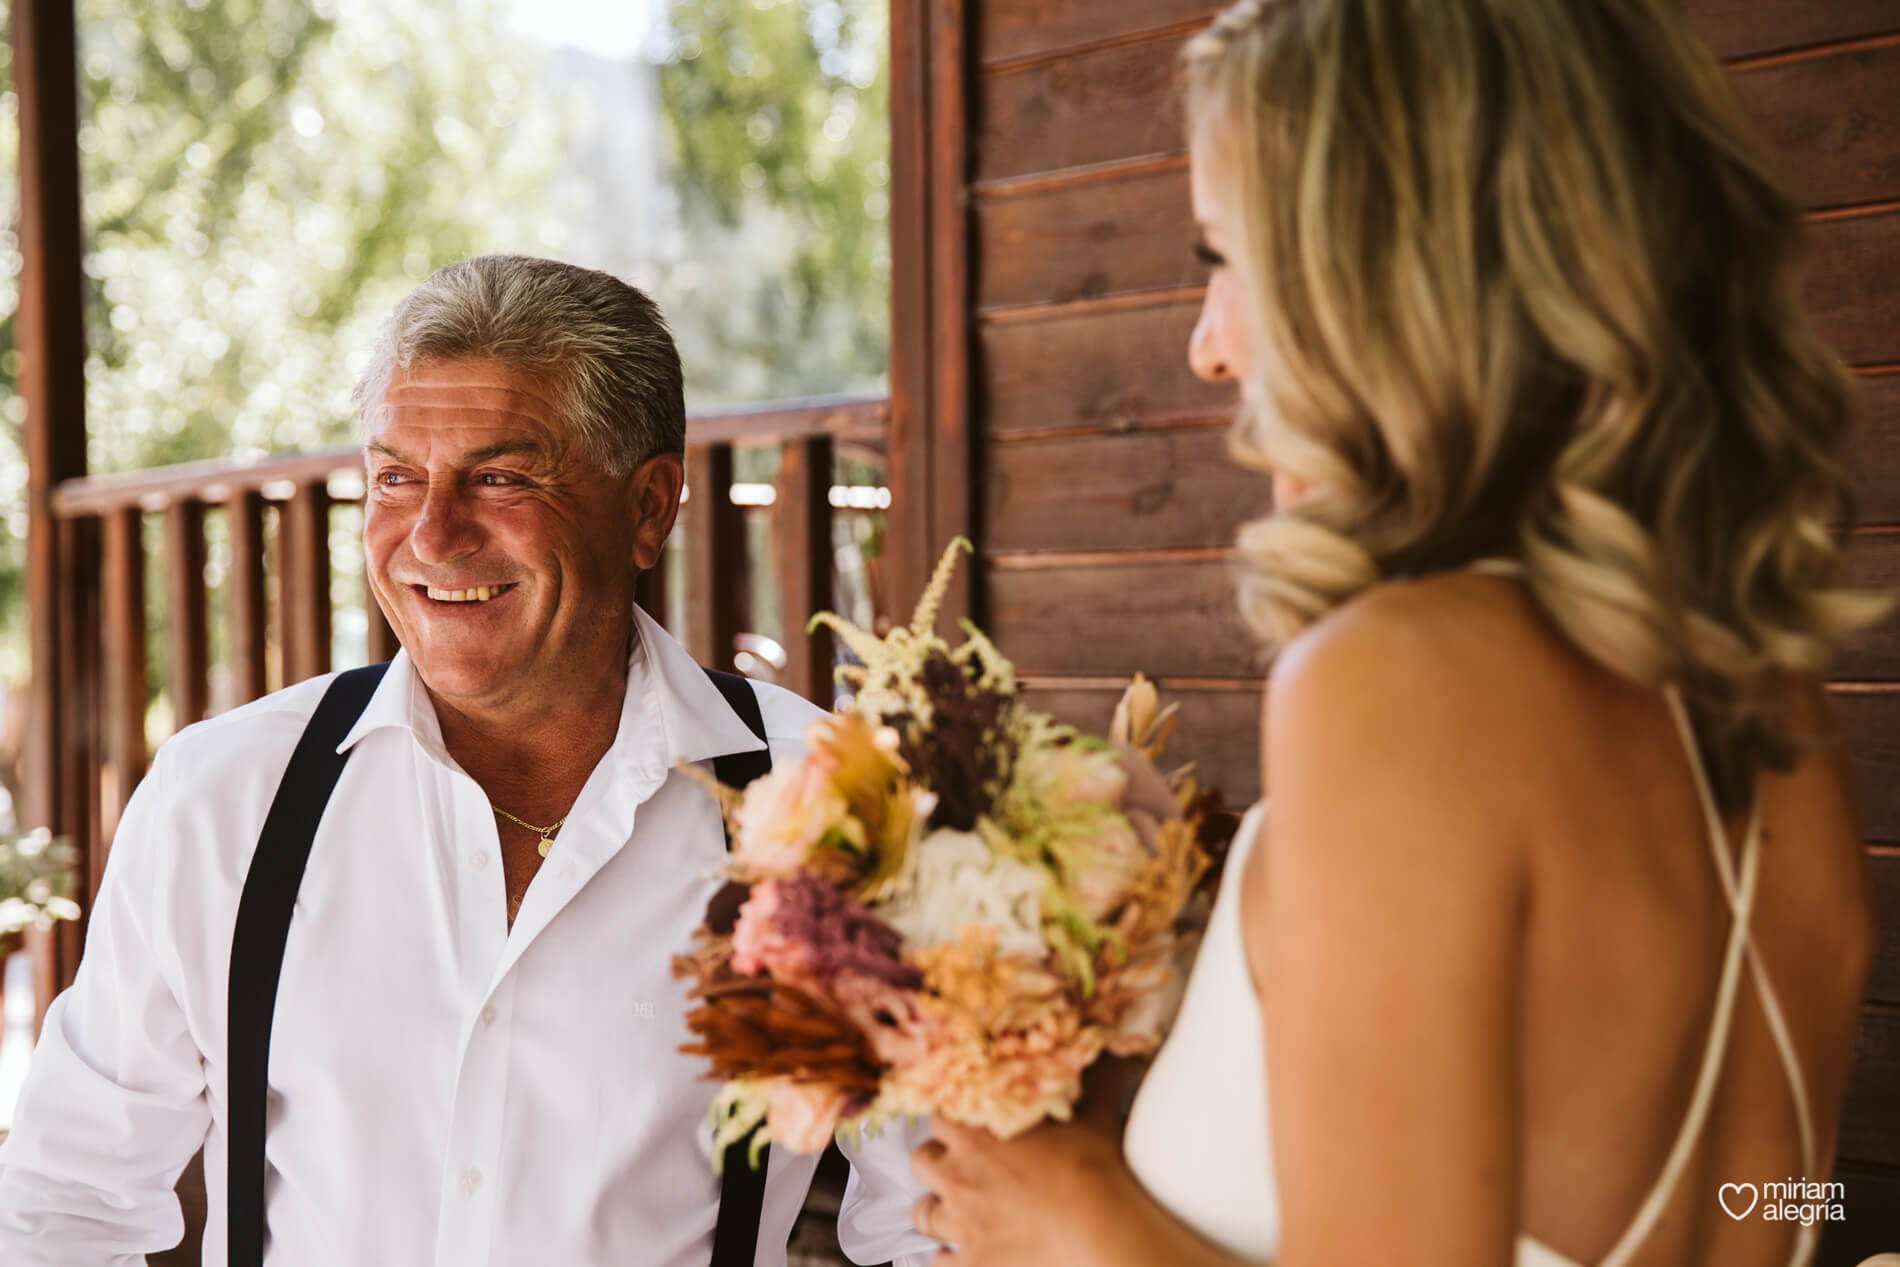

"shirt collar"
[333, 607, 769, 772]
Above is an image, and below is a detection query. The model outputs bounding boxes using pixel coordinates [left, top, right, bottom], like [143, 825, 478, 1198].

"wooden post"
[101, 506, 148, 842]
[887, 0, 934, 625]
[226, 490, 269, 703]
[684, 444, 745, 670]
[280, 481, 332, 684]
[886, 0, 974, 632]
[165, 499, 210, 727]
[775, 436, 835, 703]
[15, 0, 88, 864]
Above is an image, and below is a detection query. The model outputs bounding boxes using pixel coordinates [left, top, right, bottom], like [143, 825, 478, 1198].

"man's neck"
[430, 662, 630, 823]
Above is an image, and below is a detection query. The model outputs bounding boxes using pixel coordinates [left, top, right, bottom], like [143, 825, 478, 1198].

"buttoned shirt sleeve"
[0, 744, 212, 1264]
[835, 1115, 940, 1267]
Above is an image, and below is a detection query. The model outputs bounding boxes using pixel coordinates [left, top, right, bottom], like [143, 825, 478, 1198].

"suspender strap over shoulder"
[228, 662, 775, 1267]
[700, 667, 775, 1267]
[227, 663, 389, 1267]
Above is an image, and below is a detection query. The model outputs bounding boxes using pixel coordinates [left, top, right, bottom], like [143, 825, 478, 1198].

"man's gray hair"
[353, 254, 685, 475]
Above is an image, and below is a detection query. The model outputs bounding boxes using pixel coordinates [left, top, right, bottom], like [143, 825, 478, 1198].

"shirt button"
[480, 1006, 497, 1026]
[460, 1168, 483, 1194]
[468, 852, 488, 870]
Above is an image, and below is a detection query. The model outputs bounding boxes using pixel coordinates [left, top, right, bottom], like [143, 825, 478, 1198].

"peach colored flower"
[733, 757, 851, 879]
[832, 974, 948, 1067]
[761, 1077, 855, 1153]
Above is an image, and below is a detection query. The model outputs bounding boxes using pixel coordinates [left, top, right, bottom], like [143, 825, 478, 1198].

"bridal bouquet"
[674, 542, 1224, 1162]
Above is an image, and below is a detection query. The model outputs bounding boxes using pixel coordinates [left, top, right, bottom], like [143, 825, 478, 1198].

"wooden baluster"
[165, 499, 209, 727]
[226, 490, 269, 703]
[685, 444, 745, 671]
[775, 435, 835, 703]
[53, 514, 100, 985]
[280, 480, 332, 684]
[100, 506, 147, 843]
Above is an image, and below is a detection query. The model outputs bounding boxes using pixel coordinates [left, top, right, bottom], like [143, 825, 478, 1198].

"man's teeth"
[426, 585, 505, 603]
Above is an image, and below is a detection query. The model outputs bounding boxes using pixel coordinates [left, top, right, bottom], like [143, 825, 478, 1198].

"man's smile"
[412, 583, 519, 605]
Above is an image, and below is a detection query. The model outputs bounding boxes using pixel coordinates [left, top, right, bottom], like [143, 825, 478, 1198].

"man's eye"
[376, 471, 408, 486]
[478, 472, 517, 487]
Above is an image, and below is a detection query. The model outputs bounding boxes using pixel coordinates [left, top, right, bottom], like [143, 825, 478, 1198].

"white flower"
[876, 829, 1048, 957]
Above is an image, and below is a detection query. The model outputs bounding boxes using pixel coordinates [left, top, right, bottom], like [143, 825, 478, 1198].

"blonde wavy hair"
[1183, 0, 1887, 812]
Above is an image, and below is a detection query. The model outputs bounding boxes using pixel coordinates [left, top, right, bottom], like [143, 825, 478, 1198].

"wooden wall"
[961, 0, 1900, 1257]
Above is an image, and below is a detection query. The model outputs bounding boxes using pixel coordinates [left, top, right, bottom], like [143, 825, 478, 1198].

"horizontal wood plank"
[982, 299, 1233, 437]
[1835, 692, 1900, 845]
[978, 0, 1216, 67]
[989, 556, 1254, 678]
[987, 385, 1900, 554]
[977, 162, 1193, 310]
[1735, 37, 1900, 209]
[987, 424, 1264, 552]
[975, 0, 1898, 70]
[977, 34, 1189, 183]
[991, 534, 1900, 683]
[1808, 208, 1900, 367]
[1839, 1003, 1900, 1166]
[1870, 851, 1900, 1006]
[1685, 0, 1900, 61]
[977, 23, 1900, 199]
[1848, 371, 1900, 526]
[980, 166, 1898, 342]
[1841, 533, 1900, 681]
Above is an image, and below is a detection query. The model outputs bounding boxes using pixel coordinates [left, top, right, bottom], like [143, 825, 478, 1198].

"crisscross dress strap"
[1595, 686, 1766, 1267]
[1657, 687, 1821, 1267]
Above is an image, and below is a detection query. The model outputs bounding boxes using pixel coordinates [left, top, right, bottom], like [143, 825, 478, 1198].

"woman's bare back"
[1435, 572, 1872, 1264]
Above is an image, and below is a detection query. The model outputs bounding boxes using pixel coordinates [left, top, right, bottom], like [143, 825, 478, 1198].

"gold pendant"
[537, 836, 553, 859]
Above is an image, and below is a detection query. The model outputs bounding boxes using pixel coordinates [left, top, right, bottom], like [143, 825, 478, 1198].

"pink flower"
[731, 884, 808, 982]
[761, 1077, 854, 1153]
[729, 877, 921, 996]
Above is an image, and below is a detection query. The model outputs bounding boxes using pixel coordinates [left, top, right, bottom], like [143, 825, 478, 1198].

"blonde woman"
[908, 0, 1887, 1263]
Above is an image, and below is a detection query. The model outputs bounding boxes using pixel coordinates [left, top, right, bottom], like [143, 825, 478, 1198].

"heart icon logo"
[1719, 1183, 1759, 1220]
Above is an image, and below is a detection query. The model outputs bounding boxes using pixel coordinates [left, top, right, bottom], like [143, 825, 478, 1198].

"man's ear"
[629, 451, 686, 572]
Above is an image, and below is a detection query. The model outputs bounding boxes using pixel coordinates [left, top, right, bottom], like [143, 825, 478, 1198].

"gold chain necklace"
[492, 806, 567, 858]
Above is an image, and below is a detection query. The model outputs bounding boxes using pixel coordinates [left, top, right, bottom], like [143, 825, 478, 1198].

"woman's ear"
[628, 452, 686, 572]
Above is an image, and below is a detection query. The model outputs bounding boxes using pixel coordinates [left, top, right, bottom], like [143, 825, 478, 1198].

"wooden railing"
[33, 394, 889, 928]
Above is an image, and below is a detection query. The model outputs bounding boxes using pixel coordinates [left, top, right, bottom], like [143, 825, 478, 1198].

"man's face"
[363, 358, 683, 716]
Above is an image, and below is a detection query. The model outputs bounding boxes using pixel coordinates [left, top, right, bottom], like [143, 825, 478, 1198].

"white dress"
[1122, 685, 1819, 1266]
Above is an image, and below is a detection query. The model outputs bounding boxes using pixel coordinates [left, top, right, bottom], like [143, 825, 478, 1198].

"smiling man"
[0, 256, 934, 1267]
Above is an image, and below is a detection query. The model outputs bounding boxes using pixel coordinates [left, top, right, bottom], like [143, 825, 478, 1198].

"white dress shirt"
[0, 607, 937, 1267]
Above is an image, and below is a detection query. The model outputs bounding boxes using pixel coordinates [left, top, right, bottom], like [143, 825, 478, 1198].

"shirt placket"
[431, 767, 514, 1267]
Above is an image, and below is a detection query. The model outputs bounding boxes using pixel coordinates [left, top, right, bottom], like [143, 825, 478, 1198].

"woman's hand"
[909, 1113, 1153, 1266]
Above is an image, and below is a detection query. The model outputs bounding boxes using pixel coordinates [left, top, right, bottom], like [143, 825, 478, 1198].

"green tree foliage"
[651, 0, 889, 403]
[0, 0, 575, 670]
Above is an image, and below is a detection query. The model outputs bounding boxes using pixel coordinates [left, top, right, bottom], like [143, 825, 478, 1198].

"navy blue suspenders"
[227, 663, 774, 1267]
